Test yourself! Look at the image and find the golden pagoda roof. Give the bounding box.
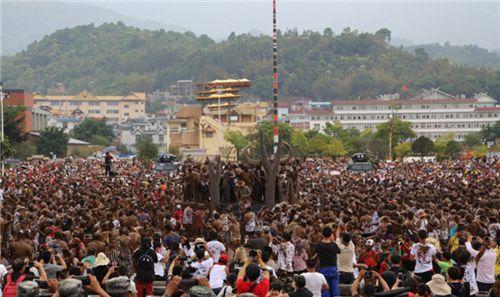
[195,88,240,95]
[196,93,241,100]
[196,78,251,88]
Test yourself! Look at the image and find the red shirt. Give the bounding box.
[236,277,270,297]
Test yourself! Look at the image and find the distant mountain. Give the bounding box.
[391,37,414,48]
[2,23,499,100]
[405,43,500,69]
[0,1,188,55]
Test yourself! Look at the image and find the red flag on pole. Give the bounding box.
[402,85,408,92]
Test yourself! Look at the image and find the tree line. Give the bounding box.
[2,22,500,100]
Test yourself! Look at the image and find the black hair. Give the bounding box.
[417,230,428,240]
[40,251,52,263]
[391,255,401,265]
[245,263,260,282]
[342,233,351,243]
[293,275,306,289]
[283,232,292,242]
[12,258,25,272]
[322,227,332,238]
[362,284,376,296]
[270,281,283,292]
[141,237,151,250]
[447,266,463,280]
[442,251,452,261]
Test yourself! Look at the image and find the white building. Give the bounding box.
[119,117,168,151]
[331,89,499,140]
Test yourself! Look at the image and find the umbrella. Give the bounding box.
[102,146,117,153]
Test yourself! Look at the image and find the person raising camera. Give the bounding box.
[236,250,270,297]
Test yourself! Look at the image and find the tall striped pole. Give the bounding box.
[272,0,279,153]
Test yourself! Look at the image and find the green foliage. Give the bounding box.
[405,43,500,69]
[290,129,309,159]
[90,135,110,146]
[1,138,14,159]
[168,145,179,156]
[247,121,293,153]
[411,136,435,156]
[434,133,456,156]
[394,142,412,159]
[445,140,463,159]
[480,120,500,142]
[4,106,27,144]
[375,118,416,148]
[36,126,69,157]
[11,141,37,160]
[3,23,500,100]
[71,146,97,158]
[136,135,158,160]
[470,144,488,158]
[223,130,249,159]
[463,132,483,148]
[324,138,346,157]
[72,118,114,144]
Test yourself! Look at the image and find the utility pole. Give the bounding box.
[272,0,279,153]
[0,82,5,177]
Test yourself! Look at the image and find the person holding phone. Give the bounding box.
[236,250,270,297]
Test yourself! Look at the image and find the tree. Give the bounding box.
[36,127,69,157]
[207,155,222,210]
[434,133,456,156]
[224,130,248,160]
[470,144,488,158]
[90,135,110,146]
[4,106,27,144]
[412,136,435,156]
[374,119,416,158]
[480,121,500,143]
[394,142,412,159]
[308,135,329,157]
[324,138,346,157]
[219,145,234,161]
[375,28,391,42]
[12,142,37,160]
[445,140,463,159]
[290,130,309,160]
[73,118,115,144]
[136,135,158,160]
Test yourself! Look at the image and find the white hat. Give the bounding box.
[94,252,110,267]
[194,238,206,244]
[366,239,375,247]
[426,274,452,296]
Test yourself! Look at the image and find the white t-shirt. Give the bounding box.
[465,242,497,284]
[302,272,327,297]
[191,258,214,278]
[154,252,165,277]
[410,243,436,273]
[209,264,227,289]
[207,240,226,262]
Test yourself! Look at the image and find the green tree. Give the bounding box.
[12,142,37,160]
[463,132,483,148]
[445,140,463,159]
[224,130,249,160]
[470,144,488,158]
[290,129,309,160]
[36,126,69,157]
[136,135,158,160]
[4,105,27,144]
[73,118,115,144]
[374,119,416,158]
[480,121,500,142]
[394,142,412,159]
[411,136,435,156]
[324,138,346,157]
[434,133,456,156]
[90,135,111,146]
[375,28,391,42]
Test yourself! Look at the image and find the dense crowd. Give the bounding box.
[0,156,499,297]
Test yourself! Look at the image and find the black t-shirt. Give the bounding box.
[315,241,340,268]
[133,248,158,282]
[290,288,313,297]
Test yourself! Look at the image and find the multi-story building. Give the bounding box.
[5,89,51,132]
[331,89,499,140]
[33,90,146,123]
[119,117,168,151]
[169,80,194,98]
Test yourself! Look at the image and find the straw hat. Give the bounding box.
[94,252,110,267]
[426,274,452,296]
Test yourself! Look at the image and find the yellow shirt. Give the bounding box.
[449,235,460,252]
[496,247,500,276]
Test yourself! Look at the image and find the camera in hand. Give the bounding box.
[249,249,258,259]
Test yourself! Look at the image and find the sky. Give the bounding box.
[81,0,500,49]
[2,0,500,50]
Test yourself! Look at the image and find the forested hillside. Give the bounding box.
[405,43,500,69]
[2,23,500,100]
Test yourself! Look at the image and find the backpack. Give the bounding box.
[3,274,26,297]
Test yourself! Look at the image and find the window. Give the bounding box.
[180,123,187,128]
[51,101,60,106]
[158,134,164,143]
[88,102,100,106]
[107,110,119,114]
[205,131,214,138]
[88,110,101,114]
[124,105,129,108]
[124,113,130,116]
[107,101,119,106]
[70,101,82,106]
[170,127,179,133]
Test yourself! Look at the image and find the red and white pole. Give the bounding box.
[272,0,279,153]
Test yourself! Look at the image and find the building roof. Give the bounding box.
[474,107,500,112]
[176,105,202,119]
[34,90,146,101]
[305,109,334,116]
[68,138,90,145]
[332,98,478,106]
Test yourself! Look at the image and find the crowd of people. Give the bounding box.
[0,156,499,297]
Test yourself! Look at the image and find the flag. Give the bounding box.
[402,85,408,92]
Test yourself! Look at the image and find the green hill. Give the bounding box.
[2,23,499,100]
[406,43,500,69]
